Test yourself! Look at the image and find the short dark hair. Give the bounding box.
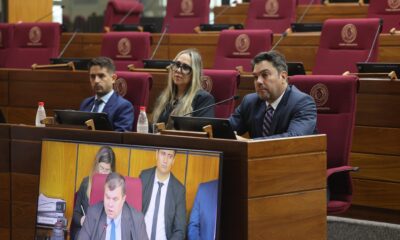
[105,172,126,196]
[88,57,116,73]
[251,51,288,73]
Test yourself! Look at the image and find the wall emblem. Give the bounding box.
[117,38,131,58]
[264,0,279,17]
[114,78,128,97]
[180,0,194,16]
[201,75,213,93]
[234,34,250,55]
[341,24,357,44]
[29,26,42,45]
[310,83,329,107]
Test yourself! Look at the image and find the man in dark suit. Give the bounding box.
[187,180,219,240]
[229,51,317,139]
[80,57,134,132]
[140,149,186,240]
[78,172,148,240]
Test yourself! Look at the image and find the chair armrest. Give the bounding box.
[327,165,359,178]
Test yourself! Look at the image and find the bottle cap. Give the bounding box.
[38,102,45,106]
[140,106,146,111]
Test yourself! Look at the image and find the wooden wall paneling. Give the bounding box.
[0,125,10,240]
[352,126,400,155]
[128,148,157,177]
[0,72,8,106]
[8,0,53,23]
[60,33,85,59]
[351,153,400,182]
[248,190,326,240]
[352,179,400,210]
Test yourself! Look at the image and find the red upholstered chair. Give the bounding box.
[162,0,210,33]
[6,22,60,68]
[213,29,273,72]
[289,75,359,214]
[90,173,142,211]
[245,0,297,33]
[313,18,381,75]
[0,23,14,67]
[115,71,152,131]
[202,69,240,118]
[367,0,400,33]
[103,0,144,30]
[101,32,151,71]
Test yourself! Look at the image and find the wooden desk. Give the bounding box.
[0,124,327,240]
[213,3,368,25]
[60,32,400,72]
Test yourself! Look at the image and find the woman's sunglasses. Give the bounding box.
[171,61,192,75]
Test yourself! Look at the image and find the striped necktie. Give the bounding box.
[262,105,274,137]
[92,99,103,113]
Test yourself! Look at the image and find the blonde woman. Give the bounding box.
[152,49,215,129]
[70,146,116,240]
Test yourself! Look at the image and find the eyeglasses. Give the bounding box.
[171,61,192,75]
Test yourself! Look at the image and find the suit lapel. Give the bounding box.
[102,92,117,114]
[164,175,175,238]
[254,99,266,137]
[121,204,131,240]
[143,168,156,214]
[97,209,107,240]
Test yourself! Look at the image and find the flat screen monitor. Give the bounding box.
[54,110,113,131]
[50,58,91,70]
[287,62,306,76]
[0,109,6,123]
[171,116,237,139]
[38,140,224,240]
[142,59,173,69]
[291,23,323,32]
[357,62,400,78]
[199,24,244,31]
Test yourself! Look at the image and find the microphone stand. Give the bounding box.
[183,96,239,116]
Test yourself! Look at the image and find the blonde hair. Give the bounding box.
[86,146,116,198]
[152,49,203,125]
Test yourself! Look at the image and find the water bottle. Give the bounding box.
[35,102,46,127]
[50,220,64,240]
[137,106,149,133]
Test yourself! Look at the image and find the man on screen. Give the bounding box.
[80,57,134,132]
[78,172,148,240]
[229,51,317,140]
[140,149,186,240]
[187,180,219,240]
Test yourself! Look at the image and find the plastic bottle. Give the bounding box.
[50,220,64,240]
[136,106,149,133]
[35,102,46,127]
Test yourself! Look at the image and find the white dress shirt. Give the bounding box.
[91,90,114,113]
[265,87,286,110]
[144,173,170,240]
[106,210,122,240]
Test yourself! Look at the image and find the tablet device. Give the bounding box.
[54,110,113,131]
[357,62,400,77]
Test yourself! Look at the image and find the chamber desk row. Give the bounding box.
[60,32,400,72]
[0,124,326,240]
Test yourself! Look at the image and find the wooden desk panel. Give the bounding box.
[214,3,368,24]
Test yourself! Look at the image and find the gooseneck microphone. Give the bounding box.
[58,30,78,58]
[270,29,289,51]
[150,24,169,60]
[35,5,64,22]
[212,1,238,24]
[183,95,239,116]
[364,19,383,63]
[297,0,316,24]
[118,3,141,25]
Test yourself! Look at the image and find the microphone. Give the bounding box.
[35,5,64,22]
[297,0,316,24]
[270,28,289,51]
[183,95,239,116]
[150,24,169,60]
[118,3,141,25]
[364,19,382,63]
[212,1,237,24]
[58,30,78,58]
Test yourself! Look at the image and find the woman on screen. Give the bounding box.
[152,48,215,129]
[70,146,116,240]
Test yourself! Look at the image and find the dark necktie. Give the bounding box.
[92,99,103,113]
[110,219,115,240]
[151,182,164,240]
[262,105,274,137]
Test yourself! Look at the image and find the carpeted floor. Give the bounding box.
[328,216,400,240]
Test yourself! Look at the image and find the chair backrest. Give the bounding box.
[367,0,400,33]
[103,0,144,29]
[245,0,297,33]
[0,23,14,67]
[115,71,152,131]
[289,75,358,169]
[313,18,381,75]
[202,69,240,118]
[101,32,151,71]
[6,23,60,68]
[213,29,273,72]
[90,173,142,211]
[162,0,210,33]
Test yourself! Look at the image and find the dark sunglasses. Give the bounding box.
[171,61,192,75]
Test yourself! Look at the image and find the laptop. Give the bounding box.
[171,116,236,139]
[50,58,91,70]
[54,110,113,131]
[291,23,323,33]
[357,62,400,78]
[142,59,173,69]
